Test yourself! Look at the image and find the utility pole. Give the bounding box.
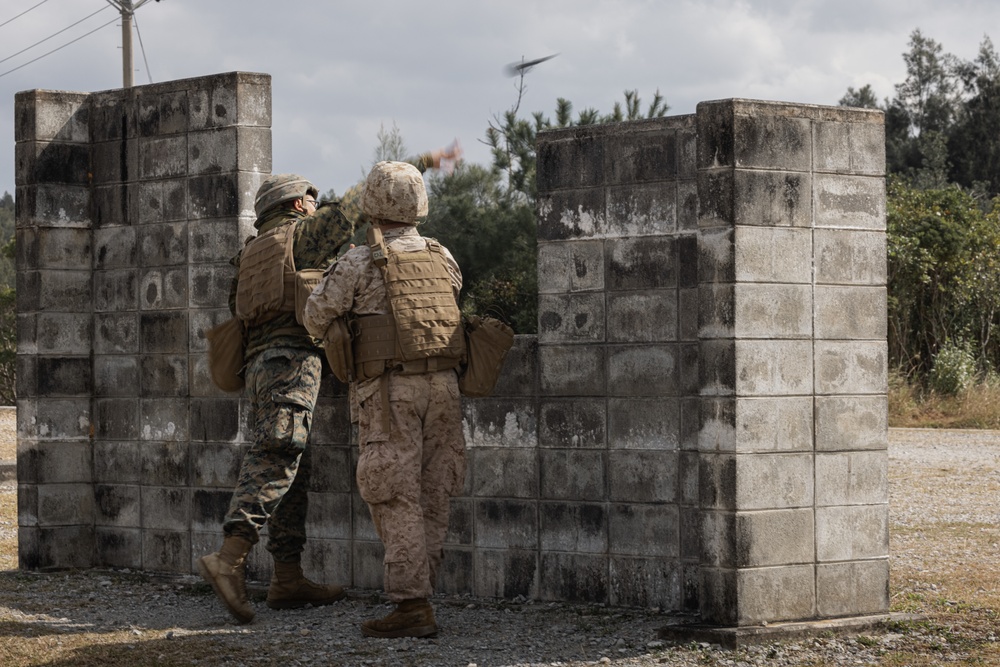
[106,0,154,88]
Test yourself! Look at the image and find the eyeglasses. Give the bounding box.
[303,198,318,207]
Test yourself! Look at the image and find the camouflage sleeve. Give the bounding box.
[292,203,356,270]
[302,249,367,339]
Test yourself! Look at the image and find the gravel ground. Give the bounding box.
[0,426,998,666]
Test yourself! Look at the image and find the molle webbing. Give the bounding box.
[382,240,465,362]
[352,314,461,381]
[235,222,298,325]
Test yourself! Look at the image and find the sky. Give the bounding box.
[0,0,999,198]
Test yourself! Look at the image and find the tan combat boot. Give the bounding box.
[266,560,347,610]
[197,536,255,624]
[361,598,438,638]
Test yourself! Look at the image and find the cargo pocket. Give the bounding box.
[356,440,400,505]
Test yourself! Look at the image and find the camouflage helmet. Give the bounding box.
[254,173,318,218]
[360,161,428,224]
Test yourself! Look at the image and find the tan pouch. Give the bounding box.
[206,317,245,392]
[322,318,355,384]
[458,316,514,397]
[294,268,325,326]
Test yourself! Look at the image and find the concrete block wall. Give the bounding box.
[16,74,887,628]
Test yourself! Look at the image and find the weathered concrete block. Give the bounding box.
[815,341,887,395]
[606,183,677,236]
[95,484,141,527]
[606,127,679,185]
[536,240,605,294]
[610,557,682,609]
[32,441,91,483]
[96,527,142,569]
[310,399,353,445]
[139,222,189,269]
[132,178,188,224]
[471,448,537,498]
[702,563,816,625]
[536,129,605,191]
[438,547,474,595]
[140,312,188,353]
[140,355,188,396]
[139,398,190,442]
[815,286,887,340]
[702,284,812,339]
[17,483,38,524]
[538,399,606,449]
[701,508,813,567]
[139,135,187,179]
[16,141,89,186]
[699,397,813,452]
[538,293,606,343]
[188,127,238,174]
[607,291,676,343]
[351,540,384,590]
[700,453,814,510]
[189,218,243,264]
[36,270,91,311]
[475,548,538,599]
[237,126,272,172]
[679,287,698,340]
[814,174,885,230]
[94,226,137,270]
[816,559,889,616]
[89,140,134,187]
[187,173,241,219]
[733,112,813,171]
[735,226,812,283]
[540,449,604,501]
[607,236,677,291]
[14,90,89,143]
[137,88,189,137]
[678,451,700,505]
[304,492,352,540]
[94,396,139,440]
[491,336,537,397]
[189,262,234,308]
[17,183,90,226]
[16,355,37,398]
[474,499,538,549]
[38,483,94,524]
[698,171,734,229]
[94,269,138,312]
[608,450,678,503]
[94,441,141,483]
[537,188,607,241]
[816,451,888,506]
[33,526,95,569]
[539,502,607,553]
[141,486,191,530]
[678,180,698,230]
[36,314,92,354]
[37,357,91,396]
[189,399,240,444]
[735,340,813,395]
[609,503,678,557]
[540,552,608,603]
[24,397,90,441]
[608,344,678,397]
[464,398,537,448]
[813,119,886,175]
[190,442,243,488]
[140,268,189,310]
[445,498,474,545]
[539,345,605,396]
[816,504,888,561]
[351,489,378,542]
[142,529,190,573]
[608,397,680,450]
[815,395,888,451]
[94,314,139,354]
[733,170,812,227]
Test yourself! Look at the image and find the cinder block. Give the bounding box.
[730,284,812,338]
[817,559,889,616]
[491,336,537,397]
[300,539,352,589]
[36,314,92,355]
[678,451,699,505]
[735,453,813,510]
[815,341,887,395]
[34,441,91,484]
[538,292,606,343]
[471,448,537,498]
[304,492,352,540]
[679,288,698,341]
[814,174,885,230]
[36,228,91,270]
[540,502,607,553]
[139,268,188,310]
[140,355,188,397]
[608,450,678,503]
[141,486,191,530]
[678,180,698,230]
[609,503,679,557]
[94,314,139,355]
[139,398,190,442]
[607,236,677,291]
[536,240,604,295]
[816,504,889,561]
[606,127,679,185]
[36,270,91,311]
[734,340,813,396]
[465,398,537,448]
[537,188,607,241]
[438,547,474,595]
[540,449,604,501]
[142,529,190,573]
[539,345,606,396]
[189,263,233,308]
[733,170,812,227]
[540,552,608,603]
[816,451,888,506]
[189,398,240,444]
[90,141,126,186]
[190,488,230,531]
[815,395,888,451]
[37,483,94,524]
[139,222,188,267]
[14,90,89,143]
[607,291,677,343]
[16,355,37,398]
[608,397,680,450]
[538,399,606,449]
[96,527,142,568]
[697,171,735,229]
[36,357,91,396]
[189,218,243,264]
[445,497,474,545]
[475,548,538,599]
[28,397,91,441]
[17,183,89,226]
[141,440,190,485]
[94,441,141,483]
[351,489,377,542]
[139,135,187,179]
[606,182,677,236]
[701,508,813,567]
[94,269,138,312]
[735,564,816,625]
[236,126,272,172]
[36,526,95,569]
[734,226,812,283]
[88,90,129,142]
[310,398,353,445]
[610,557,682,609]
[140,312,188,353]
[95,484,141,527]
[474,499,537,549]
[94,226,138,270]
[187,173,241,219]
[536,131,605,192]
[733,112,813,171]
[815,286,887,339]
[699,397,813,453]
[607,344,678,397]
[233,73,272,127]
[188,127,238,174]
[190,442,243,488]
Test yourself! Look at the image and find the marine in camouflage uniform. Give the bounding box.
[304,161,467,639]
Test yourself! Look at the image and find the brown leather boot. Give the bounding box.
[361,598,438,638]
[197,536,255,624]
[266,560,347,610]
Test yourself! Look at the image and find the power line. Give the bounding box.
[0,0,51,30]
[0,15,119,80]
[0,5,112,67]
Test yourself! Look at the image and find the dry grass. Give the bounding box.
[889,373,1000,429]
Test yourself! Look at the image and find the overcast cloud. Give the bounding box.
[1,0,999,197]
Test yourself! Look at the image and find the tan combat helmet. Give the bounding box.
[254,173,318,218]
[360,161,428,224]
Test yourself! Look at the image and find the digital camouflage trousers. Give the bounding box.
[223,347,322,562]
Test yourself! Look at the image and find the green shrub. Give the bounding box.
[929,340,977,395]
